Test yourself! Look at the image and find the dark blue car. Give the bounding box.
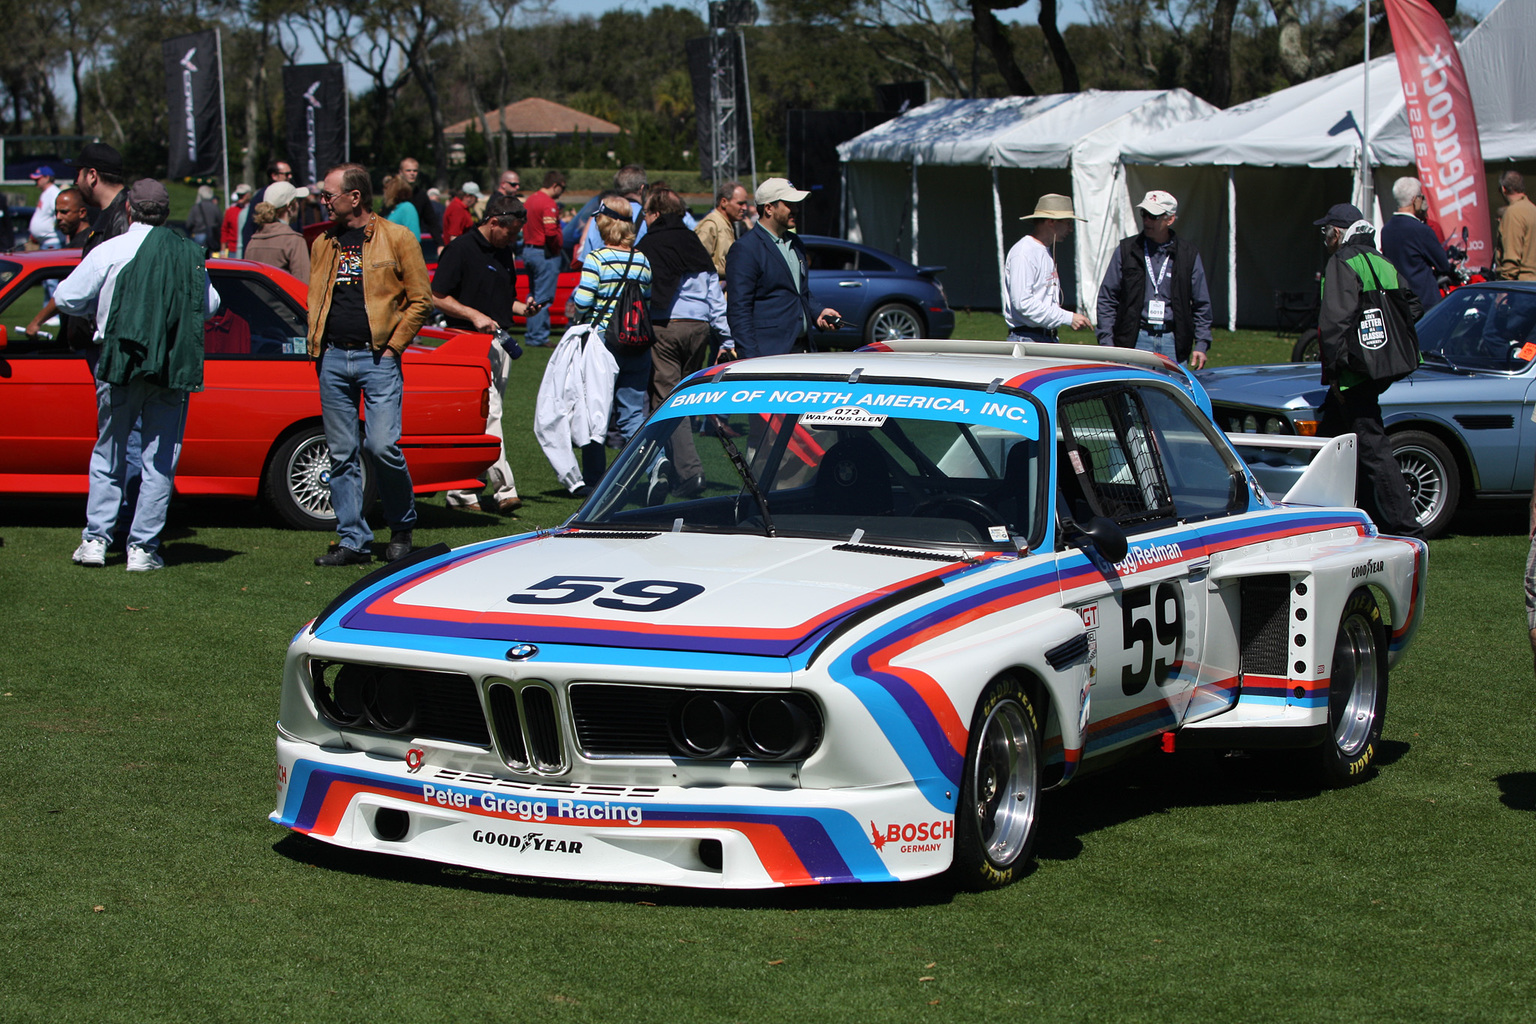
[1200,281,1536,538]
[800,235,955,348]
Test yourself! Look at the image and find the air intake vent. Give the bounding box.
[487,683,528,769]
[570,684,674,756]
[1240,576,1291,677]
[522,687,565,772]
[310,662,489,745]
[1454,414,1512,430]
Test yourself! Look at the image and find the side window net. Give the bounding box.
[1058,388,1173,528]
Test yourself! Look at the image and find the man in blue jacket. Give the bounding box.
[1381,176,1453,314]
[725,177,839,359]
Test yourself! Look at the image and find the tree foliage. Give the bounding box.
[0,0,1477,189]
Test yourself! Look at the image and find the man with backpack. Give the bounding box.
[1315,202,1424,538]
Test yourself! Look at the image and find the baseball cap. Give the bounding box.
[1313,203,1365,228]
[755,177,810,205]
[1021,193,1085,221]
[233,183,253,199]
[126,178,170,207]
[66,142,124,176]
[1137,190,1178,217]
[30,166,56,180]
[462,181,483,197]
[263,181,310,208]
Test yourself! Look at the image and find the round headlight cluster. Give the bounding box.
[313,662,421,735]
[668,692,821,762]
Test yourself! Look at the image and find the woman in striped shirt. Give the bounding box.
[572,195,654,448]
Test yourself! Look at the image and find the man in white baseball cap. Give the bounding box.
[725,177,840,358]
[1094,189,1213,368]
[1002,193,1090,343]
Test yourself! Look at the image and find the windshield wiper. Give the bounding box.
[718,432,776,537]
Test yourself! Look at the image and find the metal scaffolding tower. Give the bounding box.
[708,1,757,194]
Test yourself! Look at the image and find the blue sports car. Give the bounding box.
[801,235,955,348]
[1200,281,1536,538]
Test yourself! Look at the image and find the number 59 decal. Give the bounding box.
[1121,581,1184,695]
[507,575,705,613]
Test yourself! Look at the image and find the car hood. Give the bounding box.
[1198,362,1482,412]
[321,531,983,658]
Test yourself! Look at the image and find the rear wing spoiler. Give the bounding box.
[1226,432,1357,508]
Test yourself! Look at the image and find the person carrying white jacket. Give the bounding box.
[534,323,619,496]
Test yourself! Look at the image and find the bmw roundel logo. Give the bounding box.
[505,642,539,661]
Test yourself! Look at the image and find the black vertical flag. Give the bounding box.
[283,64,347,187]
[162,30,224,179]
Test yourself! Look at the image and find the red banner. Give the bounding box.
[1384,0,1492,270]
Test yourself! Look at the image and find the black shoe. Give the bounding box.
[315,546,372,567]
[384,530,414,562]
[570,484,595,499]
[673,474,706,500]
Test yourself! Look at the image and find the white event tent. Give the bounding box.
[835,89,1218,314]
[1120,0,1536,328]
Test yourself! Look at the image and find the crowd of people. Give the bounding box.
[26,137,1536,575]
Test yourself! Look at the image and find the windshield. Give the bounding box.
[574,380,1045,552]
[1417,286,1536,372]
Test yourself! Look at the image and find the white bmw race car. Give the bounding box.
[272,341,1427,889]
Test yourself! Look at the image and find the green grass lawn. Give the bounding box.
[3,320,1533,1021]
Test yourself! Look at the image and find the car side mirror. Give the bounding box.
[1080,515,1128,564]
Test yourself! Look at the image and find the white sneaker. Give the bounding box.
[71,538,106,567]
[126,545,164,572]
[445,490,483,509]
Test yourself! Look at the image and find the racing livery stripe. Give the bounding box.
[1082,692,1179,753]
[832,565,1063,808]
[1240,672,1328,708]
[276,761,895,885]
[1004,363,1117,391]
[340,556,979,657]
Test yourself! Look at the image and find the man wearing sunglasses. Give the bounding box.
[306,163,433,567]
[1095,189,1212,369]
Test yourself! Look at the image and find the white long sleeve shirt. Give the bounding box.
[1002,234,1073,331]
[54,223,220,341]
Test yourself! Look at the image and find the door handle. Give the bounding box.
[1187,559,1210,582]
[837,281,863,288]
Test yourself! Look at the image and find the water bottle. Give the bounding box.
[492,327,522,360]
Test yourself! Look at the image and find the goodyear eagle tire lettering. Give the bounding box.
[951,675,1041,891]
[1311,587,1389,786]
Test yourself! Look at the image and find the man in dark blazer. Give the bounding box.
[725,177,839,359]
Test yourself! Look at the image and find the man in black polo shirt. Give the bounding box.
[432,193,531,514]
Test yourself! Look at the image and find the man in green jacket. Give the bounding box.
[54,178,220,571]
[1315,202,1423,538]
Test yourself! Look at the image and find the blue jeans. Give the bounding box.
[317,346,417,552]
[611,347,653,445]
[1134,330,1178,361]
[83,377,188,553]
[523,249,561,346]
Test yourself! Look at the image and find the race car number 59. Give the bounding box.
[507,575,704,613]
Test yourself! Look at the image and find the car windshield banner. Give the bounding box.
[283,64,348,188]
[1384,0,1493,270]
[161,30,225,180]
[658,382,1040,438]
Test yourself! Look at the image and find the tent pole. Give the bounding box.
[991,165,1005,310]
[910,158,919,264]
[1227,166,1237,332]
[1360,0,1374,218]
[842,161,849,239]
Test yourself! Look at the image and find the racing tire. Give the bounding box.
[1310,587,1388,787]
[1389,430,1459,539]
[1290,328,1320,363]
[864,303,924,346]
[265,425,374,531]
[950,676,1041,890]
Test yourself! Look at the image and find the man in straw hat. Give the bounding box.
[1003,193,1090,342]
